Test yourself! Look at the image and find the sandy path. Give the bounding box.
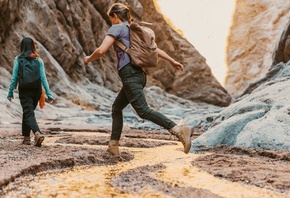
[3,134,289,198]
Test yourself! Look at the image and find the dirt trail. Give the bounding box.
[0,123,290,198]
[2,129,289,198]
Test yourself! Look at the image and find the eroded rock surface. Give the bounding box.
[273,18,290,66]
[225,0,290,97]
[191,61,290,152]
[0,0,231,109]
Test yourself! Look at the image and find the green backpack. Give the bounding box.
[18,57,41,88]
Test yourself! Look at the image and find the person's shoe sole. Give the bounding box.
[35,136,44,147]
[181,126,192,154]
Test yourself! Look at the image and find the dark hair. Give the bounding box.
[19,37,39,58]
[107,3,133,24]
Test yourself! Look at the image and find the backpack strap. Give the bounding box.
[114,22,131,52]
[115,40,129,52]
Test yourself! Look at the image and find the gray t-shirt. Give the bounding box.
[107,22,130,70]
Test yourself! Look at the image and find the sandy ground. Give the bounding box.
[1,121,290,198]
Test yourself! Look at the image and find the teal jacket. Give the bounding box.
[7,57,53,100]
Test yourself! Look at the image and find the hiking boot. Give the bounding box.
[107,140,120,156]
[22,136,31,145]
[34,131,45,147]
[107,140,123,161]
[169,125,192,154]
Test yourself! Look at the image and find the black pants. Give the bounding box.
[111,63,176,140]
[19,87,42,136]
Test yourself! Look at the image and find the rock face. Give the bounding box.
[139,0,232,106]
[225,0,290,97]
[273,18,290,66]
[188,1,290,152]
[0,0,231,108]
[191,61,290,152]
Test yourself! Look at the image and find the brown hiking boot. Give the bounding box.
[22,136,31,145]
[169,125,192,154]
[107,140,120,156]
[107,140,123,161]
[34,131,45,147]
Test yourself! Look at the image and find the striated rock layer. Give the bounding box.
[273,18,290,67]
[225,0,290,97]
[191,61,290,152]
[0,0,231,108]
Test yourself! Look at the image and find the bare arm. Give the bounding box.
[157,48,184,71]
[84,35,115,64]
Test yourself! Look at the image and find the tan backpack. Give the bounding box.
[115,22,158,68]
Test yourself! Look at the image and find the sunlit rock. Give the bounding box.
[225,0,290,97]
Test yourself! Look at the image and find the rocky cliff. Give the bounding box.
[190,1,290,152]
[225,0,290,97]
[0,0,231,109]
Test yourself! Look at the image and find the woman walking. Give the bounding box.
[7,37,54,147]
[84,3,192,156]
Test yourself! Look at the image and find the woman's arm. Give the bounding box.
[7,58,19,101]
[157,48,184,71]
[84,35,115,65]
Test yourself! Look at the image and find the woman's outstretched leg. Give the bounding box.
[108,88,129,157]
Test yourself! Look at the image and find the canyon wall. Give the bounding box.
[0,0,231,109]
[225,0,290,97]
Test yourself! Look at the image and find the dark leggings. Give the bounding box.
[19,88,42,136]
[111,63,176,140]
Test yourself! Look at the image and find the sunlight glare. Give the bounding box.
[157,0,235,85]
